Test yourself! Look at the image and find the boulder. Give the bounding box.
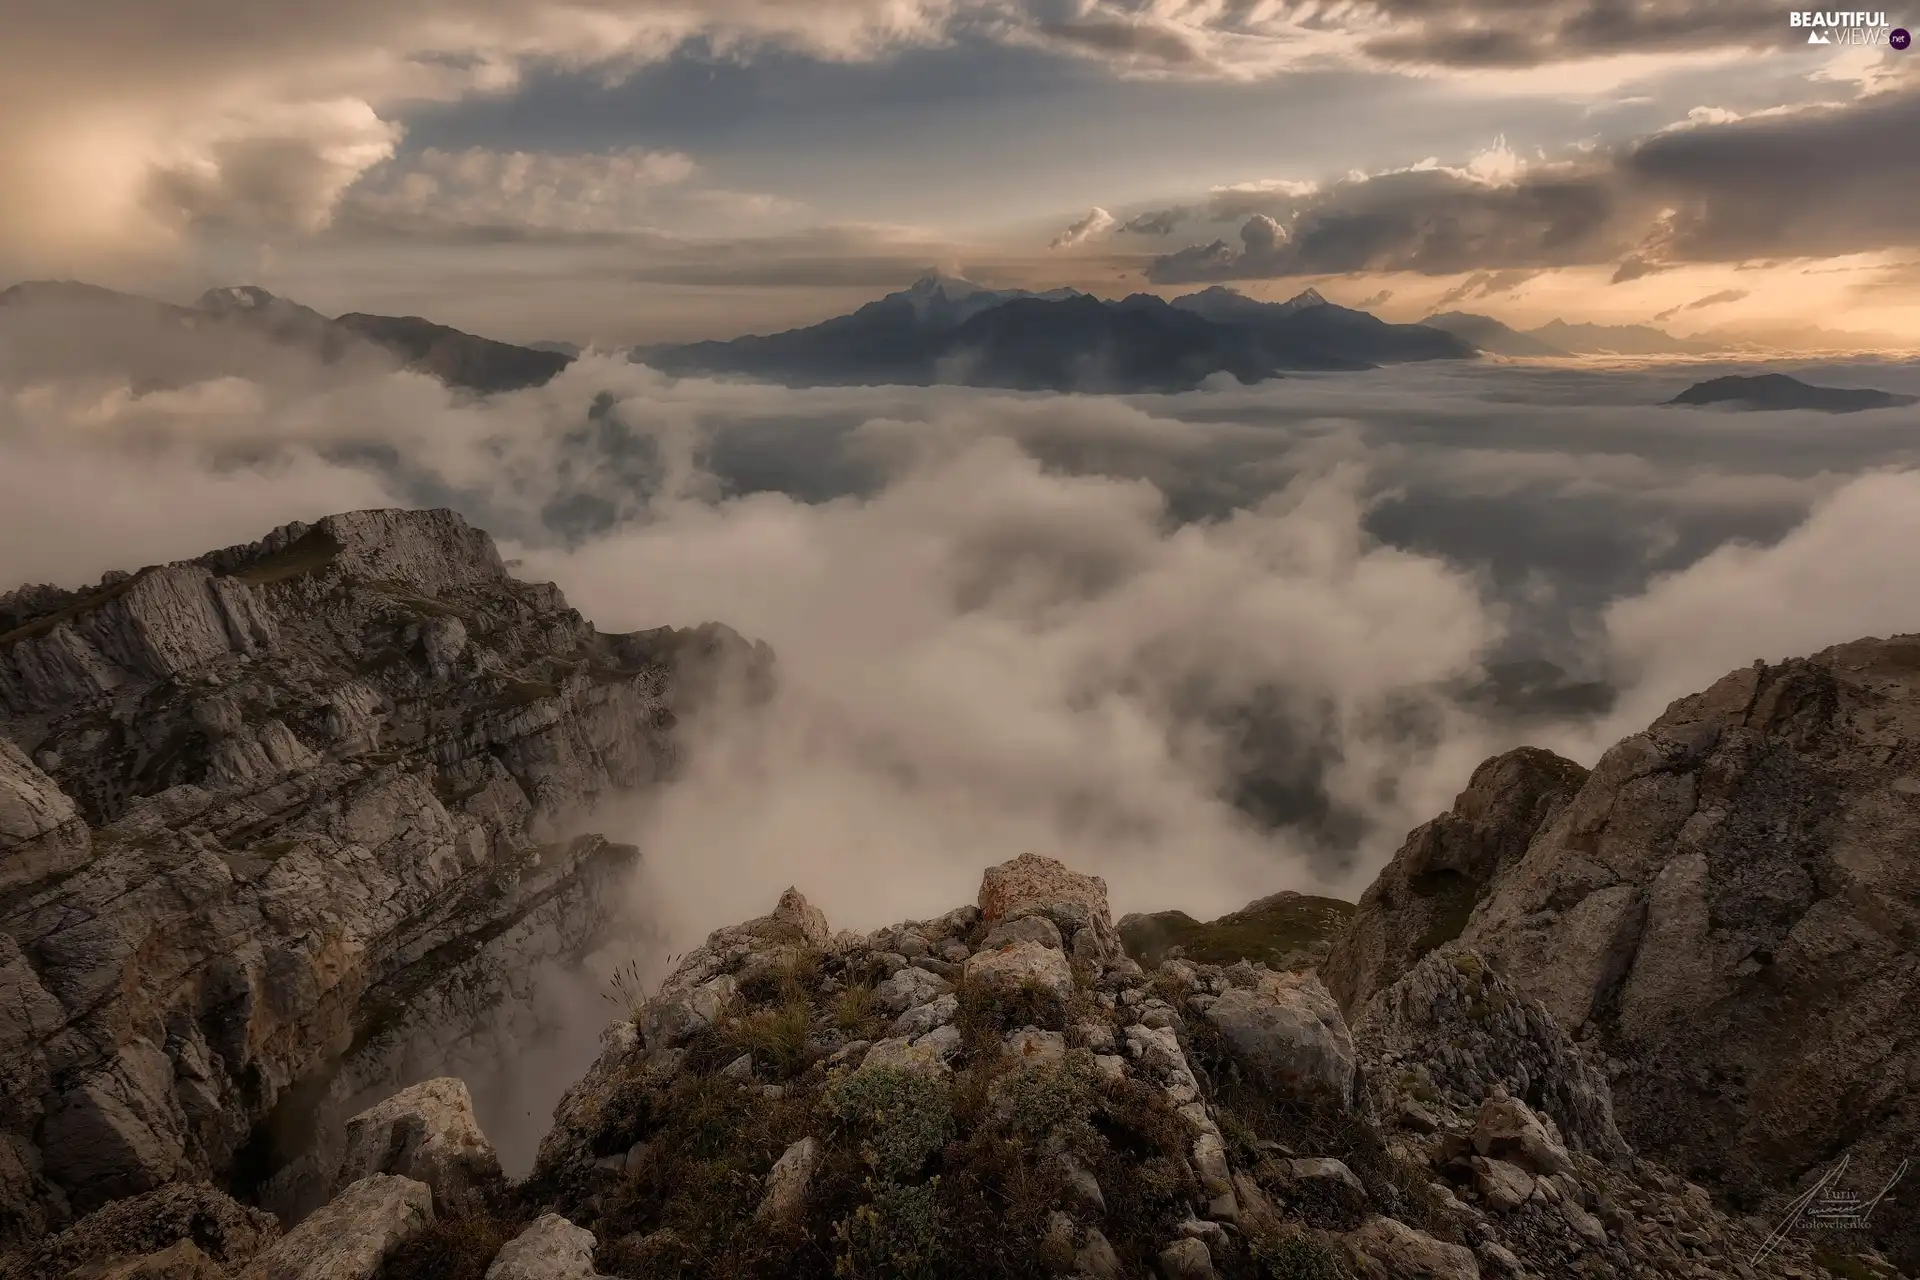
[1201,971,1357,1110]
[334,1077,502,1216]
[978,853,1122,963]
[964,941,1075,1006]
[92,1241,227,1280]
[981,915,1063,952]
[889,993,958,1039]
[874,966,952,1014]
[1468,1156,1535,1211]
[1156,1236,1216,1279]
[235,1174,432,1280]
[1343,1215,1480,1280]
[755,1137,819,1226]
[485,1214,598,1280]
[1471,1088,1572,1177]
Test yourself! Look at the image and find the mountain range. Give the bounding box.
[0,281,574,394]
[638,273,1480,392]
[1418,310,1720,357]
[1667,372,1919,412]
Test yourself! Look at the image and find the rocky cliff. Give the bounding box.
[1334,640,1920,1273]
[0,509,771,1243]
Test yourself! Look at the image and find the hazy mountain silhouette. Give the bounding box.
[1667,372,1917,412]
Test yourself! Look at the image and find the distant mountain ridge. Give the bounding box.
[639,273,1478,392]
[1667,372,1918,412]
[1418,311,1571,357]
[0,280,573,393]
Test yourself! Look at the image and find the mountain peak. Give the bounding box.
[906,270,986,298]
[197,284,280,312]
[1282,286,1328,310]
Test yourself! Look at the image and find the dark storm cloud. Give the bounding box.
[1653,288,1748,320]
[1432,269,1540,307]
[1122,208,1191,236]
[1147,86,1920,282]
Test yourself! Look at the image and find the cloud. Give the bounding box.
[9,327,1920,1162]
[1356,289,1394,308]
[1121,208,1191,237]
[1431,269,1540,308]
[1144,87,1920,282]
[1050,206,1118,250]
[1653,287,1749,321]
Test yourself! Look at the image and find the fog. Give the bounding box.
[4,336,1919,1170]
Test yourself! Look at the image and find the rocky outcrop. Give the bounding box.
[517,854,1828,1279]
[333,1077,502,1216]
[0,1182,278,1280]
[233,1173,431,1279]
[1322,747,1587,1017]
[1457,640,1920,1270]
[0,508,771,1244]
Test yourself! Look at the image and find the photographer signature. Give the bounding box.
[1753,1155,1909,1263]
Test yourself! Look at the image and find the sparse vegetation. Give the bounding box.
[230,528,342,586]
[1119,893,1355,969]
[373,1214,512,1280]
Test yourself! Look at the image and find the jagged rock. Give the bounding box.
[964,940,1075,1005]
[234,1174,431,1280]
[874,966,951,1014]
[755,1137,819,1225]
[1353,950,1624,1158]
[982,915,1064,952]
[1471,1088,1571,1177]
[1074,1227,1122,1280]
[978,852,1122,963]
[1058,1153,1106,1215]
[0,508,773,1238]
[1005,1027,1067,1068]
[1175,1217,1230,1263]
[485,1214,598,1280]
[1201,971,1357,1110]
[1324,748,1587,1016]
[1157,1236,1216,1279]
[0,1182,278,1280]
[90,1240,227,1279]
[1343,1215,1480,1280]
[333,1077,502,1216]
[0,738,90,895]
[889,993,958,1038]
[1467,1156,1535,1210]
[1458,639,1920,1269]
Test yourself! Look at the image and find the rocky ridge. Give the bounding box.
[27,851,1870,1280]
[0,509,771,1242]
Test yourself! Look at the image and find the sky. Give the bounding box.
[4,0,1919,344]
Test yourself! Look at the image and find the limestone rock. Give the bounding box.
[978,852,1122,964]
[1074,1228,1122,1280]
[1157,1236,1216,1280]
[874,965,952,1014]
[2,1182,279,1280]
[1201,971,1357,1110]
[235,1174,432,1280]
[1324,747,1586,1016]
[0,508,772,1238]
[1457,639,1920,1269]
[964,940,1075,1005]
[981,915,1063,952]
[334,1077,502,1216]
[889,993,958,1039]
[92,1240,226,1279]
[755,1137,819,1225]
[1343,1215,1480,1280]
[1471,1088,1571,1177]
[485,1213,598,1280]
[1467,1156,1535,1211]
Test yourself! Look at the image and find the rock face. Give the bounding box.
[0,1182,279,1280]
[1457,639,1920,1269]
[1323,747,1588,1016]
[0,508,771,1242]
[484,1213,599,1280]
[522,854,1826,1280]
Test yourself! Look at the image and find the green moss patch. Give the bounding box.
[1120,892,1355,969]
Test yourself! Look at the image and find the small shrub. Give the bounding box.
[374,1214,510,1280]
[738,948,825,1006]
[954,976,1067,1051]
[828,1068,955,1182]
[728,997,817,1079]
[833,1177,943,1280]
[831,983,885,1039]
[999,1056,1098,1145]
[1251,1227,1352,1280]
